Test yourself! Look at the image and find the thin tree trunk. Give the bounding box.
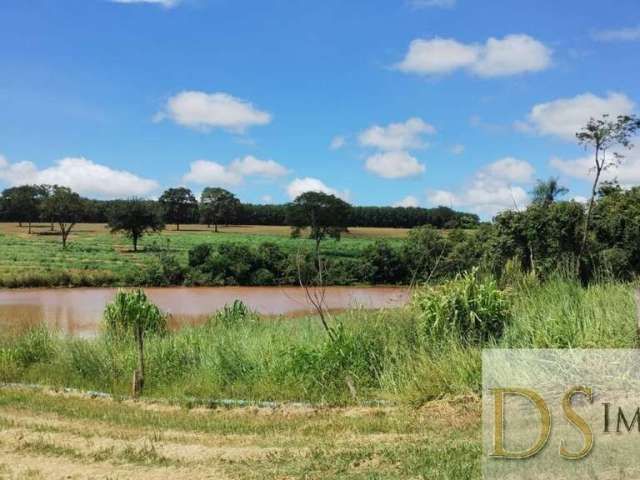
[28,221,31,234]
[176,223,180,231]
[132,323,145,397]
[133,235,138,252]
[577,146,602,276]
[214,223,218,233]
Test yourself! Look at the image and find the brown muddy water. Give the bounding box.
[0,287,410,337]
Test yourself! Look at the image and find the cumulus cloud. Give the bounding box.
[365,151,425,179]
[519,92,635,141]
[592,25,640,42]
[359,117,435,151]
[286,177,349,201]
[550,146,640,187]
[155,91,272,133]
[396,34,552,77]
[394,195,420,208]
[111,0,181,7]
[330,135,346,150]
[182,155,289,186]
[485,157,534,183]
[409,0,456,8]
[0,156,158,198]
[427,157,534,217]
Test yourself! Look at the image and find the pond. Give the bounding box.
[0,286,410,336]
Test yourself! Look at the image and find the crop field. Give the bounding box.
[0,223,408,287]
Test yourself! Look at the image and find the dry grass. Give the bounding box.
[0,387,480,479]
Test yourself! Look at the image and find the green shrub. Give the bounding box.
[361,240,406,284]
[211,300,257,327]
[412,269,510,344]
[103,289,167,338]
[188,243,212,267]
[145,254,185,286]
[8,325,55,367]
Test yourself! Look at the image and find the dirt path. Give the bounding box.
[0,388,480,479]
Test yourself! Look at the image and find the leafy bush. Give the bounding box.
[412,269,511,344]
[145,253,185,286]
[5,325,55,367]
[188,243,212,267]
[211,300,257,327]
[103,289,167,338]
[361,240,406,284]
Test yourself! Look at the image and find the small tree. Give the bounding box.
[286,191,352,255]
[107,199,165,252]
[575,114,640,272]
[287,192,351,341]
[531,177,568,207]
[103,289,167,397]
[40,186,85,248]
[200,187,241,232]
[158,187,197,231]
[0,185,48,233]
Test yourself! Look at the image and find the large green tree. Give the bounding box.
[40,186,85,248]
[158,187,197,231]
[286,191,352,254]
[0,185,49,233]
[200,187,241,232]
[107,199,165,251]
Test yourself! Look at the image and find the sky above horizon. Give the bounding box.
[1,0,639,218]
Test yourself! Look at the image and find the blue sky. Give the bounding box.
[1,0,639,217]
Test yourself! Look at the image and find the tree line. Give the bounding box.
[0,184,479,249]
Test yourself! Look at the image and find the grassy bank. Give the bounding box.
[0,223,406,288]
[0,278,635,405]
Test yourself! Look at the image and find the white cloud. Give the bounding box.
[261,195,273,203]
[183,160,242,186]
[397,38,479,75]
[330,135,346,150]
[229,155,289,178]
[409,0,456,8]
[111,0,180,7]
[550,145,640,187]
[450,144,465,155]
[365,151,425,179]
[0,156,158,198]
[394,195,420,207]
[521,92,635,141]
[396,34,552,77]
[155,91,272,133]
[593,25,640,42]
[183,155,289,186]
[427,157,534,216]
[485,157,534,183]
[286,177,349,201]
[359,117,435,151]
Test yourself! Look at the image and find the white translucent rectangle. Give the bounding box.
[483,349,640,479]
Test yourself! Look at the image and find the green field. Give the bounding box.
[0,223,406,288]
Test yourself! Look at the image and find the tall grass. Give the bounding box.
[0,277,636,404]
